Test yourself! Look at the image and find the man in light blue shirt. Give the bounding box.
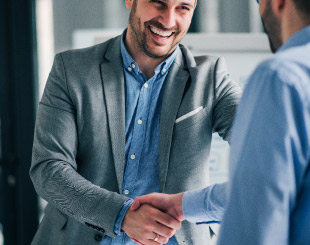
[131,0,310,243]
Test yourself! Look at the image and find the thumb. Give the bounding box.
[130,198,141,211]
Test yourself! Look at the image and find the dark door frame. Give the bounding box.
[0,0,39,244]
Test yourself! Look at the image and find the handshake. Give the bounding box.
[121,192,185,245]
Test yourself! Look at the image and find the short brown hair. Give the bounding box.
[293,0,310,15]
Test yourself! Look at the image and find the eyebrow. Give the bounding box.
[180,2,195,9]
[158,0,195,9]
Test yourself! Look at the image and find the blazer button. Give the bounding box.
[94,234,103,242]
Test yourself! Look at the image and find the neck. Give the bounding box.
[131,53,165,79]
[281,3,310,43]
[124,29,168,79]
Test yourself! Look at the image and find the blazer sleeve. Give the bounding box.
[212,57,242,142]
[30,53,129,238]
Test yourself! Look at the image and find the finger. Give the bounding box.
[131,238,144,245]
[140,237,162,245]
[154,210,181,230]
[150,233,169,245]
[131,199,141,211]
[152,222,176,240]
[131,195,154,210]
[138,230,168,245]
[135,235,161,245]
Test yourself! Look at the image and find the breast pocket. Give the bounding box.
[174,106,209,132]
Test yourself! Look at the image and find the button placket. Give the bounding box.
[122,80,151,197]
[123,74,158,200]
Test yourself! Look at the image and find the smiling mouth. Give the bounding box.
[149,26,174,38]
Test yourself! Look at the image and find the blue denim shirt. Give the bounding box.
[101,30,179,245]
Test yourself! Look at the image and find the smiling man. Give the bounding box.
[30,0,241,244]
[131,0,310,244]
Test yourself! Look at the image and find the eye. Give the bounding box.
[180,6,190,11]
[151,0,165,6]
[177,4,192,12]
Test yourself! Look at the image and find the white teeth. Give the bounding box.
[150,26,173,37]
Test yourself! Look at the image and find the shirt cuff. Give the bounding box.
[114,199,134,235]
[183,184,227,224]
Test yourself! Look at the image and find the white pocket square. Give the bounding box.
[175,106,203,123]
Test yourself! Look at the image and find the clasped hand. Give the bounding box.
[122,193,184,245]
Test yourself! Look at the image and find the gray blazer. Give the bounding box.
[30,35,241,244]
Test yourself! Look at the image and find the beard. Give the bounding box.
[128,0,181,59]
[261,1,283,53]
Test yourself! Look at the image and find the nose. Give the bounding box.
[159,8,176,29]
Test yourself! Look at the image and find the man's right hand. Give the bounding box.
[130,193,185,222]
[122,204,181,245]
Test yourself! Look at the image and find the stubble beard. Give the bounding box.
[262,0,282,53]
[128,2,180,59]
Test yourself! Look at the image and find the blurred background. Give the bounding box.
[0,0,270,244]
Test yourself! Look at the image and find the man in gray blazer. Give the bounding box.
[30,0,241,244]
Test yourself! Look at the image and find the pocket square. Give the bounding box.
[175,106,203,123]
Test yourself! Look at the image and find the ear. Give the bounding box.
[270,0,286,16]
[125,0,134,9]
[276,0,286,11]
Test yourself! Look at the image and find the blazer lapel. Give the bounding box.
[100,36,126,192]
[158,49,189,192]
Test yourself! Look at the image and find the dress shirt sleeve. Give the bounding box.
[183,183,227,224]
[114,199,134,235]
[217,61,310,245]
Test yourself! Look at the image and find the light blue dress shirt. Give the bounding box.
[218,26,310,245]
[101,31,179,244]
[184,26,310,244]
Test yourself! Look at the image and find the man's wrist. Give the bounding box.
[114,199,134,235]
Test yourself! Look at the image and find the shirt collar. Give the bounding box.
[277,25,310,53]
[120,29,179,77]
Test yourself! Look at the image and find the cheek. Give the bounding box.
[259,6,263,17]
[179,16,192,31]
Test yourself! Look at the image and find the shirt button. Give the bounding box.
[127,67,132,72]
[137,119,143,125]
[130,154,136,160]
[124,190,130,195]
[131,64,136,69]
[144,83,148,88]
[162,68,167,73]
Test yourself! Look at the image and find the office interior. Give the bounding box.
[0,0,270,244]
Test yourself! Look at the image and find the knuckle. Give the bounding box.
[168,219,178,227]
[144,221,153,230]
[167,219,175,227]
[166,229,176,238]
[162,237,169,244]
